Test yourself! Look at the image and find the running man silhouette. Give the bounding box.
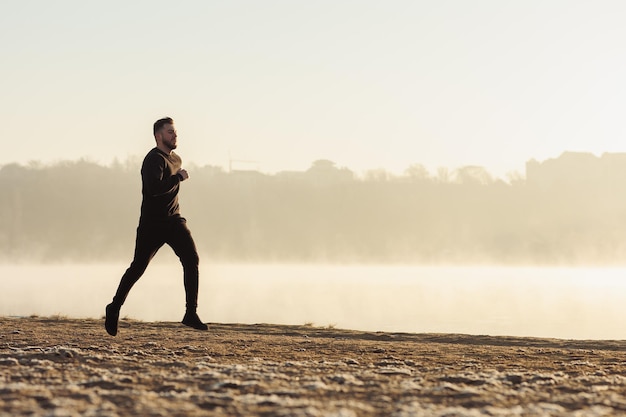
[105,117,207,336]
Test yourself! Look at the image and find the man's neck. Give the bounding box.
[156,144,172,155]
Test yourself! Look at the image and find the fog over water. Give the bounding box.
[4,154,626,340]
[2,263,625,340]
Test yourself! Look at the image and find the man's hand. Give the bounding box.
[177,169,189,181]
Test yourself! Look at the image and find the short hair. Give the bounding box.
[153,117,174,136]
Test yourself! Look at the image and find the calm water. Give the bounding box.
[1,263,625,340]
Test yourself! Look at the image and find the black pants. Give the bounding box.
[111,217,200,311]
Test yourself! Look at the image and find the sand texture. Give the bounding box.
[2,317,626,416]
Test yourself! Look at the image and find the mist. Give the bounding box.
[3,151,626,265]
[1,263,625,340]
[3,152,626,339]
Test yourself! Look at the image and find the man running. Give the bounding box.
[105,117,207,336]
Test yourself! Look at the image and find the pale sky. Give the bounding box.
[2,0,626,178]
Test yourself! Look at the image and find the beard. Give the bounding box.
[163,138,177,151]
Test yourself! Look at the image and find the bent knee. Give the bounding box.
[180,253,199,267]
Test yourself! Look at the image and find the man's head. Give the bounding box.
[153,117,177,152]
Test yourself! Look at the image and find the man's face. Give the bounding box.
[157,123,178,151]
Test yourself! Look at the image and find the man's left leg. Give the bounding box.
[168,218,208,330]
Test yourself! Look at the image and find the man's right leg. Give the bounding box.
[105,224,163,336]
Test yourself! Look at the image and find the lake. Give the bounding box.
[1,263,625,340]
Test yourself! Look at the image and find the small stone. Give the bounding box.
[506,374,523,384]
[0,358,19,366]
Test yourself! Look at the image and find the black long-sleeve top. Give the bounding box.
[139,147,183,223]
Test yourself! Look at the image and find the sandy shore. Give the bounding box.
[2,317,626,416]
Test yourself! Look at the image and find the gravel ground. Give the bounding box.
[2,317,626,416]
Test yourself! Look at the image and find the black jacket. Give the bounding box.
[139,147,183,223]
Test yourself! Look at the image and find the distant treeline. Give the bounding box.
[2,154,626,265]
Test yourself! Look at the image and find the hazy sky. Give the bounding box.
[3,1,626,178]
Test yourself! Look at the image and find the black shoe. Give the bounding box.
[105,303,120,336]
[182,311,208,331]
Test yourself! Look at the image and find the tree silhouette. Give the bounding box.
[3,152,626,265]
